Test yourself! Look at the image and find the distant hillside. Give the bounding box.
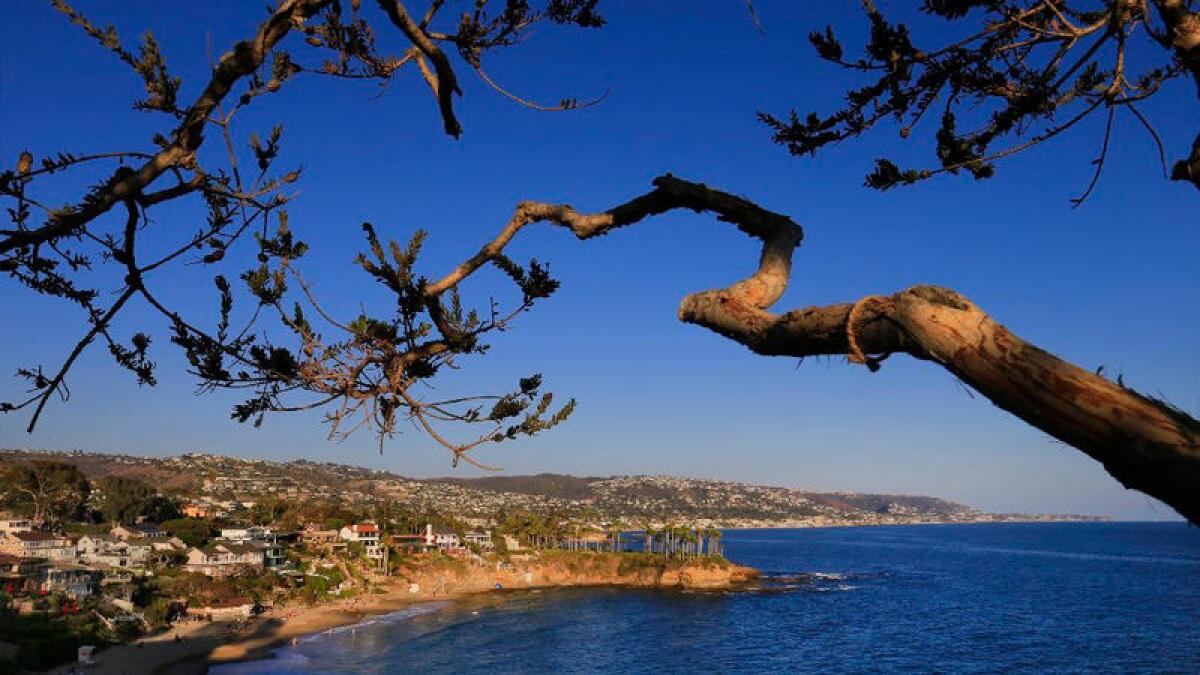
[429,473,602,500]
[0,449,1101,526]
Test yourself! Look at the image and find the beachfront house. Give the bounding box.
[423,524,461,550]
[339,522,384,560]
[219,526,285,568]
[0,531,76,560]
[463,530,494,550]
[183,542,267,577]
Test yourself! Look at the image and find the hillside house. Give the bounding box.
[339,522,383,559]
[423,524,461,550]
[110,523,168,540]
[463,530,494,550]
[76,535,130,567]
[183,542,266,577]
[41,561,103,597]
[300,525,340,546]
[0,516,33,534]
[181,503,213,518]
[0,531,75,560]
[219,526,285,568]
[0,553,44,595]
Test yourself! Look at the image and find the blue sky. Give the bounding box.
[1,2,1196,519]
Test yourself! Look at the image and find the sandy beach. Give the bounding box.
[48,581,450,675]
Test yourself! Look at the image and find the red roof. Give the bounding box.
[351,523,379,533]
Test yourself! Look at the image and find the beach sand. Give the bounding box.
[49,582,442,675]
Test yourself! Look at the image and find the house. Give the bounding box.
[41,561,103,597]
[0,553,44,595]
[110,523,168,540]
[0,531,76,560]
[181,503,212,519]
[339,522,384,559]
[76,535,130,568]
[219,526,275,542]
[218,527,285,568]
[0,516,33,534]
[463,530,494,550]
[502,534,522,552]
[300,525,340,545]
[423,524,460,550]
[389,534,429,552]
[183,542,266,577]
[125,537,184,565]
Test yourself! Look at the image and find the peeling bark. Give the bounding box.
[464,175,1200,522]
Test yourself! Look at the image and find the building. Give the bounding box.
[0,516,33,534]
[339,522,383,560]
[0,553,44,595]
[41,561,104,598]
[0,531,75,560]
[110,523,169,540]
[183,542,266,577]
[300,525,340,545]
[423,524,460,550]
[181,503,213,519]
[463,530,494,550]
[219,526,285,568]
[76,535,131,568]
[389,534,429,553]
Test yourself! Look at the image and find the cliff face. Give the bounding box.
[398,553,759,595]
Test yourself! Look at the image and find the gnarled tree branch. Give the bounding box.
[453,175,1200,522]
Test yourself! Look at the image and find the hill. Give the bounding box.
[0,449,1100,527]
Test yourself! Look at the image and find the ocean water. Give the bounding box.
[215,522,1200,673]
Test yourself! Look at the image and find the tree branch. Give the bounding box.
[449,175,1199,521]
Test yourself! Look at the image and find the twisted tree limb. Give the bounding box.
[447,175,1200,522]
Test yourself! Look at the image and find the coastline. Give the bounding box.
[54,555,758,674]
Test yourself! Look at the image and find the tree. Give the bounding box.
[160,517,213,547]
[2,2,1197,522]
[96,475,157,524]
[762,1,1200,198]
[0,461,90,528]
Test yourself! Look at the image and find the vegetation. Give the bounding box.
[0,460,90,528]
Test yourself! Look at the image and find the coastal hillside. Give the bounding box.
[0,449,1097,527]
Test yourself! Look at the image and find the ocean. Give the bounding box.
[214,522,1200,673]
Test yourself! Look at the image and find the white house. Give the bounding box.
[423,524,460,550]
[76,534,130,568]
[219,526,285,568]
[339,522,383,560]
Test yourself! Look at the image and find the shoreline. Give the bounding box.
[55,556,758,674]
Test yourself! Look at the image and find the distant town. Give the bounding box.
[0,448,1102,670]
